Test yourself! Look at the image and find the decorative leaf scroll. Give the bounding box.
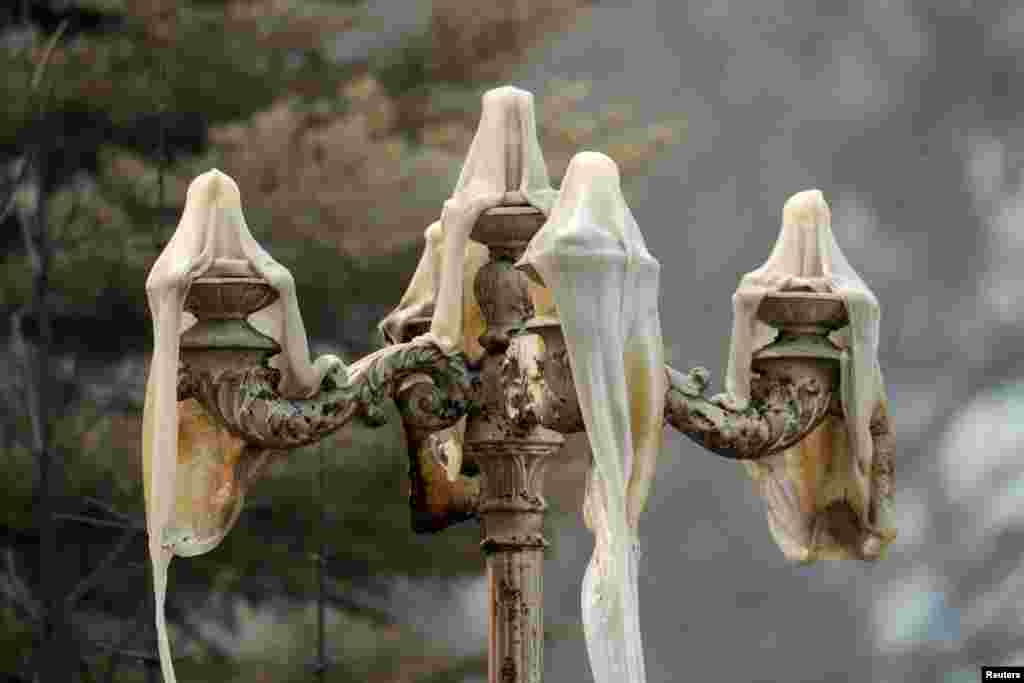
[179,340,472,450]
[507,349,840,464]
[664,364,836,461]
[395,370,483,534]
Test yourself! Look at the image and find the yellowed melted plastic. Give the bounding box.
[726,189,895,563]
[143,170,342,682]
[518,152,665,683]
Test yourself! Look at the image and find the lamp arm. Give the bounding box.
[663,363,836,460]
[177,341,472,450]
[501,333,837,461]
[394,374,482,533]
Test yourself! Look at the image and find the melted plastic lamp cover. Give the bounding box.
[378,85,558,481]
[379,85,557,356]
[142,169,343,682]
[725,189,896,562]
[518,151,666,683]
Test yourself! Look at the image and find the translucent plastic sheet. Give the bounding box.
[378,85,557,481]
[518,152,666,683]
[380,221,490,362]
[724,189,896,562]
[380,85,556,354]
[143,169,342,682]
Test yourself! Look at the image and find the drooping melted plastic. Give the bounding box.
[380,85,556,354]
[724,189,896,562]
[518,152,666,683]
[143,169,342,682]
[378,85,557,481]
[380,221,491,361]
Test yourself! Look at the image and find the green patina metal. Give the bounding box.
[182,341,473,450]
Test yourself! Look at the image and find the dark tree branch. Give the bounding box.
[0,21,67,227]
[0,548,42,624]
[65,526,139,609]
[11,19,72,683]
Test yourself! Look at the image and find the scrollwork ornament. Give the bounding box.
[181,341,472,450]
[664,363,835,461]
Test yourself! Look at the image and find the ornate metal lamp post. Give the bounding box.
[172,217,892,682]
[158,91,894,683]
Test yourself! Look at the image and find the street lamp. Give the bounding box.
[144,86,895,683]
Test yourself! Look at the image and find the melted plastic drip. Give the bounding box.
[379,86,560,484]
[725,189,895,562]
[518,152,665,683]
[143,169,343,682]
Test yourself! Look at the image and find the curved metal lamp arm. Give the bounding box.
[503,349,837,461]
[394,372,482,533]
[503,296,843,462]
[663,363,836,460]
[178,341,472,450]
[374,315,486,533]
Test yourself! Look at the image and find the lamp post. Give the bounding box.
[172,208,892,683]
[161,91,894,683]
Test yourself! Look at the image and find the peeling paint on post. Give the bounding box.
[474,442,556,683]
[469,205,562,683]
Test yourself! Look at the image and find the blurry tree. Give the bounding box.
[0,1,684,681]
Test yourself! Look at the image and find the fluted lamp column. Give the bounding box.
[393,203,563,683]
[470,205,564,683]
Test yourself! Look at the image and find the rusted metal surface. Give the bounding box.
[505,292,849,463]
[398,373,482,533]
[178,341,471,450]
[666,292,846,460]
[664,356,838,461]
[485,546,545,683]
[503,321,585,434]
[469,204,563,683]
[471,437,559,683]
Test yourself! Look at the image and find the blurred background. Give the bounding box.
[0,1,1020,681]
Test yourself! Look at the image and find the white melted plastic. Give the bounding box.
[143,169,343,682]
[379,85,558,482]
[518,152,666,683]
[724,189,895,562]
